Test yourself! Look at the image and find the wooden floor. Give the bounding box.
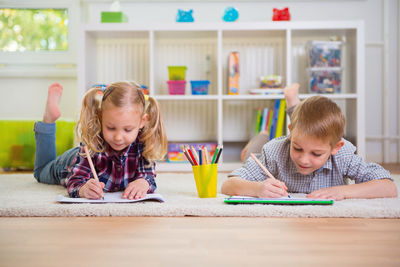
[1,164,399,266]
[0,217,399,267]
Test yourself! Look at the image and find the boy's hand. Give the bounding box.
[79,179,105,199]
[256,179,289,198]
[307,186,346,201]
[123,179,150,200]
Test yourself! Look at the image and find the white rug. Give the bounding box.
[1,173,400,218]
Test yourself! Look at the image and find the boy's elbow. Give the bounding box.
[389,181,398,197]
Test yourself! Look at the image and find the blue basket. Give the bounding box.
[190,80,210,95]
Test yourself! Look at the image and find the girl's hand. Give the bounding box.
[307,186,346,201]
[123,179,150,200]
[256,179,289,198]
[78,179,105,199]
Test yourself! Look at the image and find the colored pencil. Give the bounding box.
[204,146,210,164]
[187,146,198,165]
[250,153,276,180]
[250,153,289,196]
[190,146,199,164]
[211,145,219,164]
[84,145,99,181]
[84,145,104,199]
[214,145,223,163]
[198,149,202,165]
[183,146,194,165]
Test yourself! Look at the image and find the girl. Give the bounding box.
[34,81,168,200]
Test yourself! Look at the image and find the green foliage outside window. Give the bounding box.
[0,8,68,52]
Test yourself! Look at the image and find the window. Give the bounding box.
[0,8,68,52]
[0,1,77,67]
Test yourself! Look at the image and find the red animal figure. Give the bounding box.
[272,7,291,21]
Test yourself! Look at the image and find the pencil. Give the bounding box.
[198,149,202,165]
[250,153,289,197]
[183,146,195,165]
[204,146,210,164]
[187,146,198,165]
[211,145,219,164]
[249,153,276,180]
[84,145,104,199]
[84,145,99,181]
[190,146,199,164]
[214,145,223,163]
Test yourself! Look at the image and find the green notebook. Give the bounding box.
[224,196,334,205]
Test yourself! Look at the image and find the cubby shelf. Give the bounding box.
[78,21,364,171]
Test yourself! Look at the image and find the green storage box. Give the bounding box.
[0,120,76,170]
[101,11,128,23]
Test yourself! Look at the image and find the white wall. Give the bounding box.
[0,0,398,163]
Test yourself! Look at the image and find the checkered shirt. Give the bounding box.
[230,136,392,194]
[67,140,156,198]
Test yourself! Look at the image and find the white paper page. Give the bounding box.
[56,192,164,203]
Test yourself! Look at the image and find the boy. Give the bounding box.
[221,84,397,200]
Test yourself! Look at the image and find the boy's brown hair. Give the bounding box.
[290,96,345,147]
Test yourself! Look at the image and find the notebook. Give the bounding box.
[224,196,334,205]
[56,192,165,203]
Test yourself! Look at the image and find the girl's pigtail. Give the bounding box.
[75,88,104,156]
[140,96,168,161]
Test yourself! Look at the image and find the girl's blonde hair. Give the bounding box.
[76,81,168,162]
[290,95,345,147]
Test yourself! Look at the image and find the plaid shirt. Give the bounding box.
[230,136,392,194]
[66,140,156,198]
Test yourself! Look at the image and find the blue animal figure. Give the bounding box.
[176,9,194,22]
[223,7,239,22]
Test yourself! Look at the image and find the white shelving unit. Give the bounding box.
[78,21,364,171]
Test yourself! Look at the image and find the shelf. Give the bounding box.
[83,21,363,32]
[79,21,365,171]
[155,95,219,101]
[298,93,358,100]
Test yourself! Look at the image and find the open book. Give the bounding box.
[224,196,334,205]
[56,192,165,203]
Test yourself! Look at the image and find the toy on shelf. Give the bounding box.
[168,66,187,80]
[228,51,239,95]
[259,74,282,89]
[307,41,342,68]
[249,74,283,95]
[190,80,210,95]
[306,40,343,93]
[309,68,342,94]
[101,1,128,23]
[176,9,194,22]
[167,66,187,95]
[272,7,291,21]
[222,7,239,22]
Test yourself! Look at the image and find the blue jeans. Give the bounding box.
[33,122,79,185]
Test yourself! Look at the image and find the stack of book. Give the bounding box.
[253,99,286,140]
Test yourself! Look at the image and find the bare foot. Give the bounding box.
[284,83,300,108]
[43,83,63,123]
